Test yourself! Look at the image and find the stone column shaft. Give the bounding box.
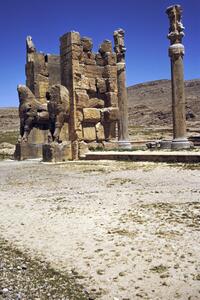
[166,5,191,149]
[171,53,186,139]
[114,29,131,149]
[60,32,80,159]
[117,62,129,141]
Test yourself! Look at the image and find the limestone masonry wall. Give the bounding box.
[60,31,119,154]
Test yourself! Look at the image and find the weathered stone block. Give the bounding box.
[104,121,117,140]
[88,78,96,93]
[95,122,105,141]
[76,118,83,140]
[76,109,84,122]
[105,92,118,107]
[105,53,117,66]
[60,31,81,47]
[59,123,69,141]
[42,141,72,162]
[76,90,89,108]
[14,143,43,160]
[76,126,83,140]
[95,53,106,66]
[76,75,89,90]
[96,78,107,93]
[81,37,93,52]
[83,126,96,141]
[78,141,89,157]
[47,55,61,86]
[34,53,48,77]
[102,65,117,79]
[103,141,119,150]
[88,98,104,108]
[107,79,118,92]
[84,65,103,78]
[87,142,104,150]
[34,78,49,102]
[83,108,101,123]
[71,47,83,60]
[99,40,112,54]
[104,107,119,121]
[84,57,96,65]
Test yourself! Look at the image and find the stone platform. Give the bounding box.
[83,150,200,163]
[14,143,43,160]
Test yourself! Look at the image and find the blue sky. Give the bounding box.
[0,0,199,107]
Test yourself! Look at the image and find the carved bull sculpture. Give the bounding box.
[17,84,70,143]
[47,84,70,142]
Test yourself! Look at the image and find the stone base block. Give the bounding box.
[160,139,172,149]
[14,143,43,160]
[118,140,132,150]
[42,141,72,162]
[103,141,119,150]
[171,138,192,150]
[78,141,89,158]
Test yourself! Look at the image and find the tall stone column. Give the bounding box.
[60,32,81,159]
[114,29,131,149]
[166,5,191,149]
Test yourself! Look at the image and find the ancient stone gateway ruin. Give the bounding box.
[15,4,194,162]
[15,29,131,161]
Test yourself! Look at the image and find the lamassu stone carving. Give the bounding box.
[17,84,70,144]
[47,84,70,142]
[17,85,49,143]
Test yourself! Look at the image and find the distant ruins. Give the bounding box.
[15,29,131,161]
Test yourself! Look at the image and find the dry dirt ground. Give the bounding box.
[0,159,200,300]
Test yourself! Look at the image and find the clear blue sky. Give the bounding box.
[0,0,199,107]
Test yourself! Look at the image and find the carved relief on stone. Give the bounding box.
[17,84,70,143]
[47,84,70,142]
[17,85,49,143]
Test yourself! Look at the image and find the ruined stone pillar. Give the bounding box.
[114,29,131,149]
[166,5,191,149]
[60,32,81,160]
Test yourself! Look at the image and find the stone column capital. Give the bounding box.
[168,43,185,60]
[113,28,126,63]
[117,62,126,73]
[166,5,185,45]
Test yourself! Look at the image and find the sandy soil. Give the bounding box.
[0,159,200,300]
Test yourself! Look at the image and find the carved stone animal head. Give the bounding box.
[17,85,47,119]
[17,85,36,104]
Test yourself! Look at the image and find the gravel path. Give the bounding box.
[0,159,200,299]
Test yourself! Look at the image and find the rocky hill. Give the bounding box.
[0,107,19,132]
[127,79,200,130]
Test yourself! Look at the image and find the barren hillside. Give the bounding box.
[0,107,19,132]
[127,79,200,129]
